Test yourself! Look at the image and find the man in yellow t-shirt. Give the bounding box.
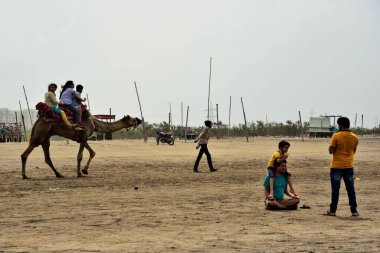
[323,117,359,217]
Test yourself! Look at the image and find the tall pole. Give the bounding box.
[134,81,147,142]
[22,85,33,127]
[207,57,212,120]
[15,112,19,142]
[241,97,249,142]
[108,108,112,140]
[228,96,231,138]
[19,100,27,142]
[168,112,171,131]
[181,102,184,139]
[298,111,304,142]
[361,114,364,137]
[354,113,357,128]
[185,106,189,142]
[86,93,91,111]
[266,114,269,137]
[169,103,172,130]
[216,103,219,139]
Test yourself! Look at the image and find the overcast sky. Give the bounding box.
[0,0,379,127]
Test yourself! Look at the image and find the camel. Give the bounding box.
[21,113,141,179]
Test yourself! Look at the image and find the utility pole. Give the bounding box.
[299,111,304,142]
[181,102,183,137]
[207,57,212,120]
[241,97,249,142]
[168,112,171,131]
[361,114,364,137]
[169,103,172,131]
[185,106,189,142]
[134,81,147,142]
[19,100,27,142]
[22,85,33,127]
[228,95,231,138]
[216,103,219,139]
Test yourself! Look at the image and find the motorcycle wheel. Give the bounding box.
[168,138,174,145]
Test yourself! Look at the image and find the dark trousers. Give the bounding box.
[330,168,357,213]
[61,104,79,123]
[194,144,214,170]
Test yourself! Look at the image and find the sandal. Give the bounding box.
[322,211,336,216]
[352,212,359,217]
[300,204,311,209]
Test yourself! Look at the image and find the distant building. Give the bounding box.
[0,108,38,130]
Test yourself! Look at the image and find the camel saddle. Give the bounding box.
[35,102,89,122]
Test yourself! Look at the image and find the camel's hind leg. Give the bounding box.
[42,140,64,178]
[21,144,35,179]
[81,142,96,175]
[77,143,85,177]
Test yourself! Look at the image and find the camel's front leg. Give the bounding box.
[42,140,64,178]
[81,142,96,175]
[77,143,85,177]
[21,144,35,179]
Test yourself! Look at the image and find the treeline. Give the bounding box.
[111,120,380,140]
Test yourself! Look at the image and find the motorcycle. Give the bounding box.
[156,132,174,145]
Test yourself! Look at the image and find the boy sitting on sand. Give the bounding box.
[266,140,298,200]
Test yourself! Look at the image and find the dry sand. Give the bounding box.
[0,137,379,252]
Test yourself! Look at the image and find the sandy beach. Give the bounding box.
[0,138,379,252]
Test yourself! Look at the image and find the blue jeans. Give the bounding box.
[267,166,275,177]
[330,168,357,213]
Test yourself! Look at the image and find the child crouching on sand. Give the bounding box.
[266,140,298,200]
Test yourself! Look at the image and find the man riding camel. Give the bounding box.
[59,80,86,130]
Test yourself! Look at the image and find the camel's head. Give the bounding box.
[122,115,142,129]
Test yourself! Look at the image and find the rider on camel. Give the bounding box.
[44,83,74,129]
[59,81,86,131]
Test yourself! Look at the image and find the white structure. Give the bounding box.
[0,108,38,130]
[307,117,333,138]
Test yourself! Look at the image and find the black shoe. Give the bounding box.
[193,169,201,173]
[210,168,218,172]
